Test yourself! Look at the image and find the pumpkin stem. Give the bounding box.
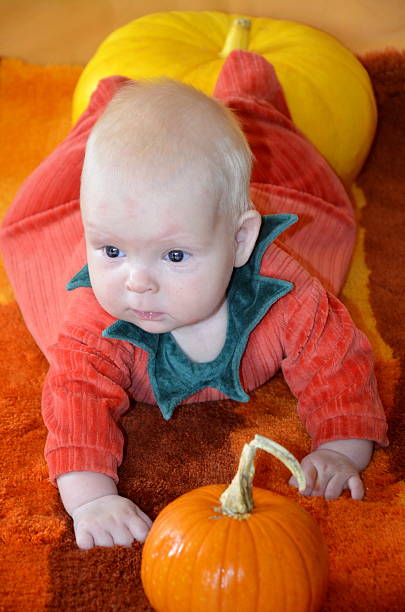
[219,18,251,58]
[218,435,306,517]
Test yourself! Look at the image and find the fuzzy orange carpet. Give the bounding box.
[0,52,404,611]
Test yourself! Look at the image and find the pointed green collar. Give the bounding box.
[67,214,297,419]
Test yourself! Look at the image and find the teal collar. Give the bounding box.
[67,214,297,418]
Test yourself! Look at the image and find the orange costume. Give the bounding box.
[0,51,388,485]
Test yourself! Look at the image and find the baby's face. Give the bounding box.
[81,166,238,335]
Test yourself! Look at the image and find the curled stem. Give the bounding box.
[219,435,306,517]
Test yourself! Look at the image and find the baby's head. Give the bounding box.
[80,78,261,335]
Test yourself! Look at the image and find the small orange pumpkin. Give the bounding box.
[141,435,328,612]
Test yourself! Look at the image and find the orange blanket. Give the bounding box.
[0,52,404,611]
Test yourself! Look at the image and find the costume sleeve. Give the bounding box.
[41,326,133,485]
[280,278,389,449]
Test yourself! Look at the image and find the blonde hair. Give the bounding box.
[82,78,254,225]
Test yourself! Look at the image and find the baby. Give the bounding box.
[0,51,388,550]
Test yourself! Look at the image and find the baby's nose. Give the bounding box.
[125,266,158,293]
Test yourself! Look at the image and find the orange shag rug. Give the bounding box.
[0,52,404,611]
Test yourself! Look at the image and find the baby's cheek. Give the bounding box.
[169,283,199,313]
[93,277,120,314]
[190,286,225,318]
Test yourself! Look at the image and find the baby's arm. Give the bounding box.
[41,298,155,549]
[278,278,388,501]
[289,438,373,500]
[57,471,152,549]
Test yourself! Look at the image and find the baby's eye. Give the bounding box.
[104,245,126,258]
[165,250,190,263]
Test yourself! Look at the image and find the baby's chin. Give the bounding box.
[134,321,173,334]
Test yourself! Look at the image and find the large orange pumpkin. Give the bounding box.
[141,436,328,612]
[72,11,377,185]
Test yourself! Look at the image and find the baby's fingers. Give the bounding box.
[323,473,349,500]
[92,529,115,548]
[136,506,153,529]
[324,472,364,500]
[75,529,95,550]
[289,462,318,496]
[110,524,139,547]
[347,474,365,500]
[127,512,152,542]
[75,525,114,549]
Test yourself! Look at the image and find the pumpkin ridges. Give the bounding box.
[266,50,365,171]
[106,12,228,51]
[179,59,223,90]
[202,512,234,611]
[201,508,263,612]
[143,500,217,608]
[258,507,327,610]
[230,485,326,611]
[257,511,315,611]
[142,489,230,611]
[245,504,299,611]
[216,512,255,612]
[141,503,194,609]
[168,510,222,612]
[170,11,229,49]
[243,511,261,612]
[175,504,233,611]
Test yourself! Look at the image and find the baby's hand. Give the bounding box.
[71,494,153,550]
[289,449,364,500]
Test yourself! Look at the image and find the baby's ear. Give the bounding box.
[234,209,262,268]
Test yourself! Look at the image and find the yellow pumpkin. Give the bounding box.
[72,11,377,184]
[141,436,328,612]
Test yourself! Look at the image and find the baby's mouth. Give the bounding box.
[131,309,165,321]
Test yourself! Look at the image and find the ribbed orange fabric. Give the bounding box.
[0,51,388,486]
